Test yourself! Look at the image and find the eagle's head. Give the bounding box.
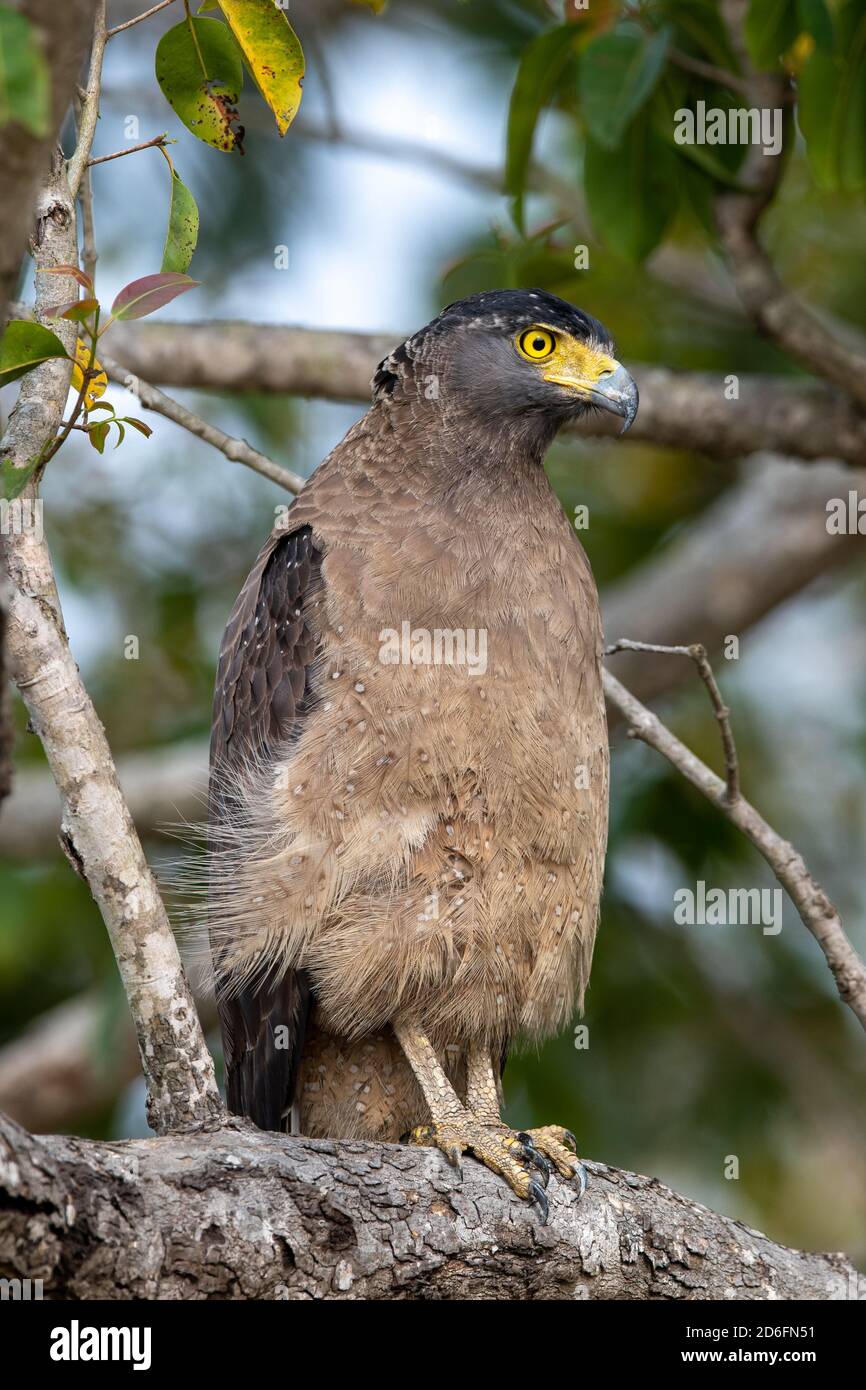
[373,288,638,445]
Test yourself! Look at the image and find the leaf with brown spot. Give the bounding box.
[155,16,245,153]
[217,0,304,136]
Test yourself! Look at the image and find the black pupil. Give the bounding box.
[532,336,546,352]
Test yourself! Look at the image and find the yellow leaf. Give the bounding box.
[217,0,304,137]
[70,339,107,408]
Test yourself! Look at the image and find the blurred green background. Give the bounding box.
[1,0,864,1265]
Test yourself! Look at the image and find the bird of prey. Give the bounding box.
[208,289,638,1217]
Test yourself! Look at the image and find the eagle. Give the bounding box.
[207,289,638,1218]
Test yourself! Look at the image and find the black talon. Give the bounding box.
[529,1179,549,1224]
[574,1162,588,1200]
[563,1129,578,1153]
[522,1144,552,1184]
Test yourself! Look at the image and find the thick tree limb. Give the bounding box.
[0,0,98,322]
[0,137,221,1131]
[0,1113,856,1300]
[602,668,866,1033]
[603,458,866,709]
[0,994,140,1134]
[0,737,207,858]
[103,319,866,465]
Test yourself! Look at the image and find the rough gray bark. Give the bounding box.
[0,1113,856,1301]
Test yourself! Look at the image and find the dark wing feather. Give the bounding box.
[209,524,322,1131]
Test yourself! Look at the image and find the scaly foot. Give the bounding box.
[406,1115,553,1221]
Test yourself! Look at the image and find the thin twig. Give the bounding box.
[78,166,98,284]
[86,133,174,168]
[106,0,176,39]
[100,355,306,494]
[66,2,107,198]
[664,45,753,97]
[602,669,866,1034]
[605,639,739,802]
[621,2,752,96]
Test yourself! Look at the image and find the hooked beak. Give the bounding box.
[588,361,639,434]
[544,351,639,434]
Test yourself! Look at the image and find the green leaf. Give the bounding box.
[798,14,866,191]
[584,121,677,263]
[161,168,199,273]
[88,420,110,454]
[1,456,39,502]
[0,320,69,387]
[217,0,304,135]
[0,7,50,136]
[124,417,153,439]
[660,0,741,72]
[796,0,834,52]
[505,25,575,231]
[579,25,671,151]
[111,272,199,321]
[155,16,244,153]
[744,0,798,68]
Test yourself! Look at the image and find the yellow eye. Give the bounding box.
[517,326,556,361]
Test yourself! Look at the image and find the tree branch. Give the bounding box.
[0,1112,856,1299]
[605,639,740,802]
[0,76,221,1133]
[603,458,866,710]
[100,320,866,465]
[602,668,866,1033]
[106,0,176,39]
[715,1,866,409]
[100,355,305,493]
[65,1,107,200]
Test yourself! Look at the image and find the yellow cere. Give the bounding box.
[515,323,618,397]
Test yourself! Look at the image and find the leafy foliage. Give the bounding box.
[154,3,305,154]
[504,0,866,261]
[0,5,50,136]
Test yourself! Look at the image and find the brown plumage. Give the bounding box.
[208,289,638,1214]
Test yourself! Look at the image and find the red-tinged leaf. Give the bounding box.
[52,296,100,322]
[38,264,93,291]
[111,272,199,321]
[88,420,110,453]
[124,417,153,438]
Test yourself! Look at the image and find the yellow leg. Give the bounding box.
[464,1043,587,1193]
[392,1019,550,1219]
